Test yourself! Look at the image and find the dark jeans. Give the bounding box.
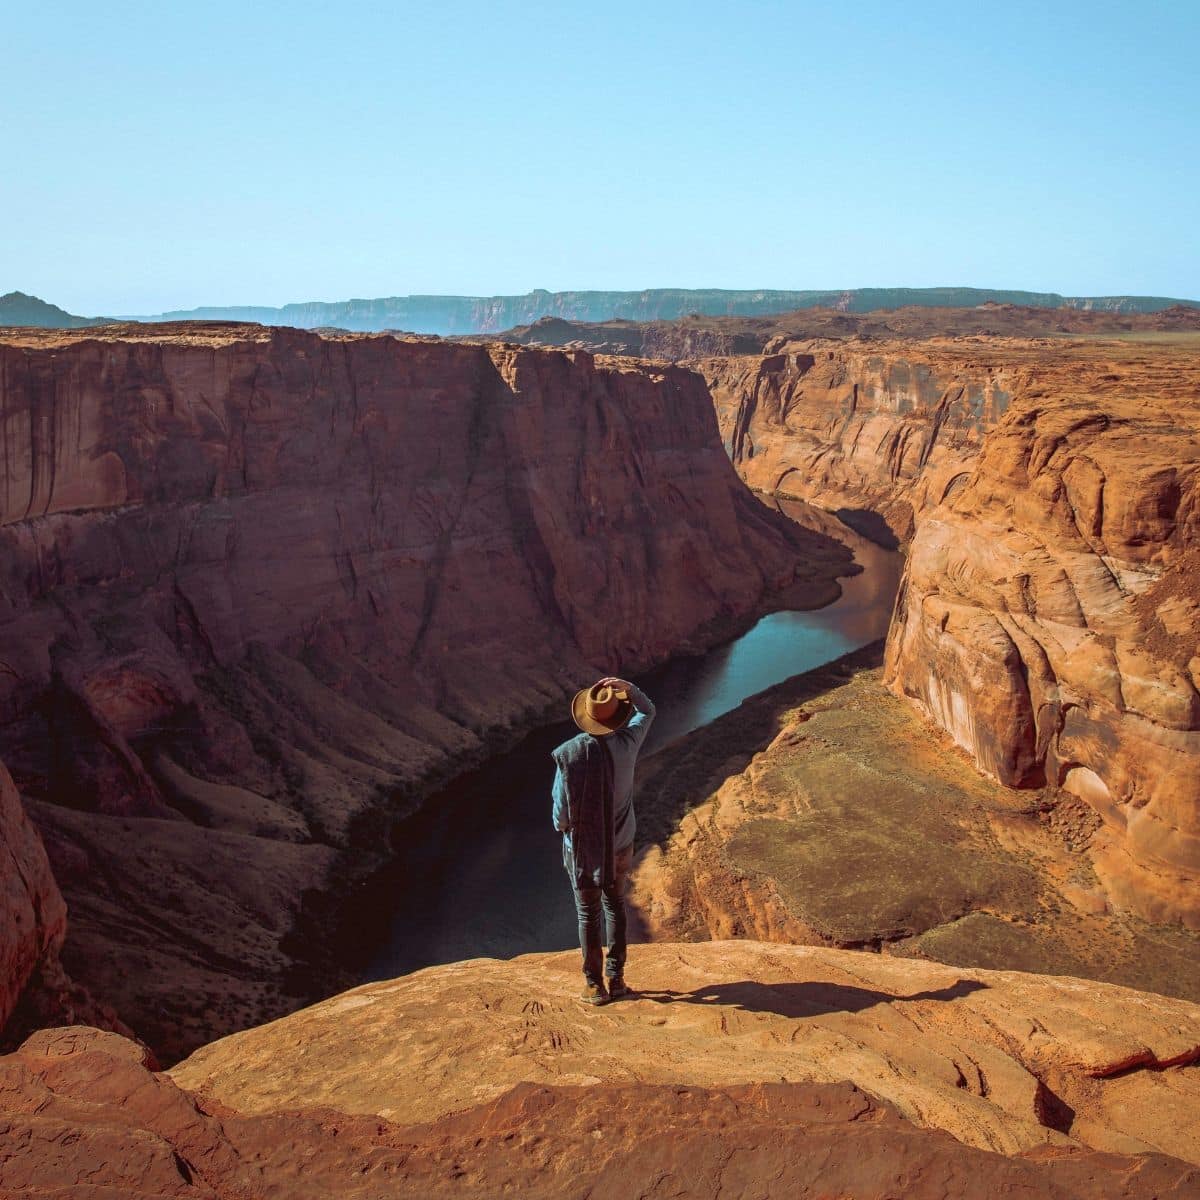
[570,844,634,985]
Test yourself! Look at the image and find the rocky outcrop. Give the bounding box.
[698,340,1019,544]
[170,942,1200,1172]
[885,340,1200,928]
[0,323,847,1058]
[0,761,65,1032]
[0,760,134,1049]
[4,1008,1196,1199]
[677,332,1199,929]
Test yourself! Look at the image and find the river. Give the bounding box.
[364,501,902,980]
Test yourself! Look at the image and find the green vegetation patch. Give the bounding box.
[725,748,1041,945]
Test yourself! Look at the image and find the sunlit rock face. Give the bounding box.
[6,944,1200,1200]
[698,342,1014,544]
[0,324,847,1057]
[885,343,1200,928]
[167,942,1200,1174]
[695,330,1199,928]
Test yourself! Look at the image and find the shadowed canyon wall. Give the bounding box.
[0,324,847,1057]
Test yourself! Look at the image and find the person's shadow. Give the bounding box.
[632,978,986,1018]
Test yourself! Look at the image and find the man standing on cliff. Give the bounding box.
[552,676,656,1006]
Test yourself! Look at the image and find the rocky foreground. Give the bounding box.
[2,942,1197,1198]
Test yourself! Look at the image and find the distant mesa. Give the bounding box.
[7,286,1200,335]
[0,291,114,329]
[131,286,1200,335]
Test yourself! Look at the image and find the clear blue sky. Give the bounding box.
[3,0,1197,314]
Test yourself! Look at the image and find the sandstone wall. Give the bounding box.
[697,342,1017,543]
[884,345,1200,927]
[0,324,846,1056]
[692,333,1199,928]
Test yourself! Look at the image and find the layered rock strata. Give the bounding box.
[629,646,1200,999]
[885,339,1200,928]
[0,324,847,1057]
[698,339,1023,544]
[682,333,1198,929]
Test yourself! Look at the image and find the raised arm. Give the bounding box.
[601,677,655,748]
[625,682,655,722]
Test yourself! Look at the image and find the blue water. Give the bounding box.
[365,503,901,980]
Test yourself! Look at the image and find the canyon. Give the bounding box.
[0,322,848,1060]
[629,644,1198,1000]
[0,310,1198,1196]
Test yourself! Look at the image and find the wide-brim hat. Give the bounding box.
[571,682,634,737]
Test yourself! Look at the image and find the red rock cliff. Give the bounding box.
[0,324,846,1056]
[694,333,1199,929]
[697,341,1017,543]
[884,339,1200,928]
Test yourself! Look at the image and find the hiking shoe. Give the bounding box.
[579,981,609,1006]
[607,977,631,1000]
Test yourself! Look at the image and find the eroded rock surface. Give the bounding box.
[170,942,1200,1171]
[885,339,1200,928]
[683,332,1199,929]
[699,339,1022,544]
[4,1019,1196,1199]
[0,324,847,1057]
